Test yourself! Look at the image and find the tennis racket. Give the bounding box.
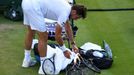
[78,53,101,74]
[42,53,56,75]
[66,53,100,75]
[66,61,83,75]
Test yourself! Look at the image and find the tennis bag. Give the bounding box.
[66,54,101,75]
[4,1,23,21]
[80,49,113,69]
[33,41,113,69]
[79,40,113,69]
[33,43,60,62]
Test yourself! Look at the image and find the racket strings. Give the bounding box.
[82,57,101,73]
[42,53,56,75]
[74,53,101,73]
[42,59,54,74]
[66,64,83,75]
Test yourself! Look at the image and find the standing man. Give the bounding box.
[21,0,87,74]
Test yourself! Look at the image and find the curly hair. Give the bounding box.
[72,4,87,19]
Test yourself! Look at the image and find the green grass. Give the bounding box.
[75,11,134,75]
[0,0,134,75]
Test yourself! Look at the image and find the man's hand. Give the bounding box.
[72,44,79,53]
[63,50,71,59]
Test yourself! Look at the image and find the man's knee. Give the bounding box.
[37,31,48,41]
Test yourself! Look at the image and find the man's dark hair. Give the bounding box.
[72,4,87,19]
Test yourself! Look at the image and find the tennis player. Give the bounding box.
[21,0,87,74]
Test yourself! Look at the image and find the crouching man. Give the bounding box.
[21,0,87,74]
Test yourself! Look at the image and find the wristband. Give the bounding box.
[60,44,67,52]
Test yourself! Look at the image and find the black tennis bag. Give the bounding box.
[93,57,113,69]
[80,49,113,69]
[4,0,23,21]
[79,40,113,69]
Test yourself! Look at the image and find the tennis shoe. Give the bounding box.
[22,58,37,68]
[38,65,44,75]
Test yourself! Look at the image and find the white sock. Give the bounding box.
[40,57,46,66]
[24,49,31,61]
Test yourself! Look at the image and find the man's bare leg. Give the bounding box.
[25,26,35,50]
[37,31,48,74]
[37,31,48,57]
[22,26,35,67]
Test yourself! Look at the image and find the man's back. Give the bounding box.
[22,0,71,27]
[40,0,71,25]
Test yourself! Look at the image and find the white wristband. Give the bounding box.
[60,44,67,52]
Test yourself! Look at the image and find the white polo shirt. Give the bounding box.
[22,0,71,32]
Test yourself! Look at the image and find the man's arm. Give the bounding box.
[55,23,71,59]
[65,20,79,53]
[64,20,74,44]
[55,23,64,46]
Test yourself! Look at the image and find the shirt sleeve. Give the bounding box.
[57,12,70,27]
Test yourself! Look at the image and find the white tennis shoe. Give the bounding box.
[22,58,37,68]
[38,65,44,75]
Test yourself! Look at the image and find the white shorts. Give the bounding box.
[22,0,46,32]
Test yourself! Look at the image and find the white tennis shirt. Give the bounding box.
[22,0,71,32]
